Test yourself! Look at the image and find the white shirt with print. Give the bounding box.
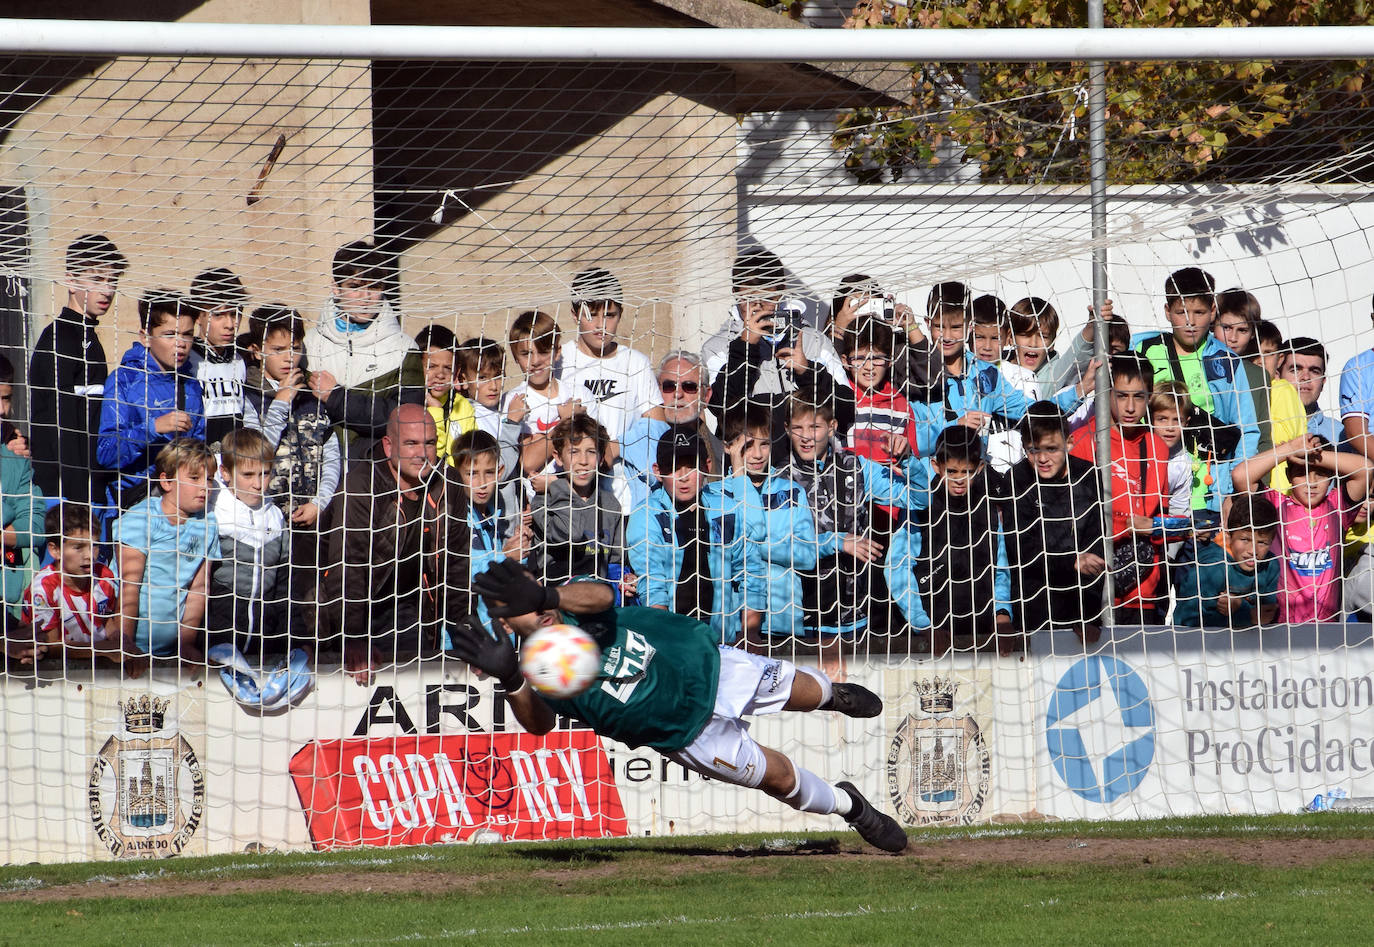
[556,342,661,441]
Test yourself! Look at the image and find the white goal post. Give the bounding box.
[3,19,1374,62]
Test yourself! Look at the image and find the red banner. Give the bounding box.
[289,730,628,849]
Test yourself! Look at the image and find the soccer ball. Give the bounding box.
[519,624,602,698]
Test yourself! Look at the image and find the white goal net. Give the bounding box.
[3,15,1374,862]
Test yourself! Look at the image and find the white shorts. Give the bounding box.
[664,648,801,789]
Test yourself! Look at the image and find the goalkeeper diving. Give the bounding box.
[451,559,908,853]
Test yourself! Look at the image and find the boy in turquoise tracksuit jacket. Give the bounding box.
[625,431,749,643]
[910,354,1090,457]
[719,407,817,638]
[1174,495,1280,629]
[0,445,45,614]
[451,430,525,628]
[777,393,929,638]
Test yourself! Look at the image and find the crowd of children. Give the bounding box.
[9,232,1374,684]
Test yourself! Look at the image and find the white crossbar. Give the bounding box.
[1,20,1374,62]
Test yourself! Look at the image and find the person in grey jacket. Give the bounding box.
[526,414,626,590]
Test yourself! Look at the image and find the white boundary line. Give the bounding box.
[288,905,917,946]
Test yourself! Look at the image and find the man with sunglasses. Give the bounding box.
[620,351,724,509]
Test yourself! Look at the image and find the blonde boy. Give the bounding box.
[110,438,219,663]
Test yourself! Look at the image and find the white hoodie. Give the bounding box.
[211,483,287,636]
[304,299,417,389]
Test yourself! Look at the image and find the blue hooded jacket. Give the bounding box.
[625,477,750,643]
[97,343,205,506]
[911,351,1083,458]
[468,498,510,627]
[737,471,818,638]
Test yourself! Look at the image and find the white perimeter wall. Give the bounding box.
[5,625,1373,864]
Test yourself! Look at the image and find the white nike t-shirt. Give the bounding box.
[508,380,569,440]
[556,342,661,441]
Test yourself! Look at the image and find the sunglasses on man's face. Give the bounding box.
[660,380,700,394]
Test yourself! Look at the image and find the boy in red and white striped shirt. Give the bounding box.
[22,502,118,664]
[842,317,918,470]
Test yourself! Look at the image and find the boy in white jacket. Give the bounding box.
[303,240,424,457]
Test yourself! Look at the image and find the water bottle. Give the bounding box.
[1307,788,1351,811]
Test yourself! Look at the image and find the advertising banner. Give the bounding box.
[4,626,1374,864]
[289,730,628,848]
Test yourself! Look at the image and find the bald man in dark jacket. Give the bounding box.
[316,404,472,681]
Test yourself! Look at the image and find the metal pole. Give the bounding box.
[1088,0,1114,626]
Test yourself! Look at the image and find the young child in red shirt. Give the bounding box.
[22,502,119,665]
[1069,355,1171,622]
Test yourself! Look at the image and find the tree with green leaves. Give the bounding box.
[832,0,1374,184]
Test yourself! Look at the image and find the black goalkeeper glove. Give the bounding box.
[472,559,559,618]
[447,615,523,692]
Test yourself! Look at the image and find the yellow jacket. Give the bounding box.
[1266,377,1306,494]
[429,393,477,465]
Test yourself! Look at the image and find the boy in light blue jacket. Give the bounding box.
[452,430,528,628]
[625,429,748,642]
[722,405,818,639]
[911,297,1093,461]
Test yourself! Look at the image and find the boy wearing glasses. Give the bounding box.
[1001,402,1107,643]
[843,318,918,470]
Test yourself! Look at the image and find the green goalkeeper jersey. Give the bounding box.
[540,606,721,752]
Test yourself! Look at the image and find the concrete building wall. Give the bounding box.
[5,0,376,358]
[395,94,738,365]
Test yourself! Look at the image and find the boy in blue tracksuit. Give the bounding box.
[912,298,1093,461]
[452,430,528,628]
[97,292,205,522]
[885,426,1013,654]
[779,392,929,638]
[721,405,817,638]
[625,429,749,643]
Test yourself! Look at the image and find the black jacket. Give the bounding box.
[915,468,1006,637]
[315,459,472,653]
[28,308,110,505]
[1001,455,1106,631]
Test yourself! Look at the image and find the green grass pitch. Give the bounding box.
[2,814,1372,946]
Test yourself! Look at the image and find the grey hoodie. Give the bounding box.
[527,474,624,584]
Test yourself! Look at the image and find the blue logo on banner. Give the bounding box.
[1046,656,1155,803]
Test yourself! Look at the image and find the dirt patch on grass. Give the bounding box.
[6,835,1373,903]
[1,870,478,904]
